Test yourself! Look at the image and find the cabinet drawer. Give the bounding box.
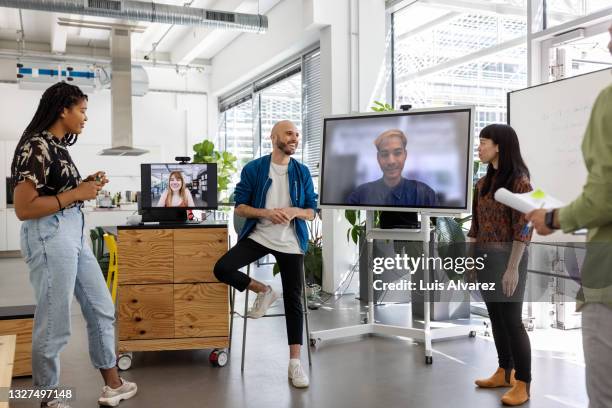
[118,230,174,284]
[0,319,32,377]
[174,228,227,283]
[174,283,228,338]
[118,285,174,340]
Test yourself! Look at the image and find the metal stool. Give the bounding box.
[228,213,312,373]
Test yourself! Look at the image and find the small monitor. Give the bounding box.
[319,106,474,214]
[140,163,218,210]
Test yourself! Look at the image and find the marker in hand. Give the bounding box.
[521,203,544,237]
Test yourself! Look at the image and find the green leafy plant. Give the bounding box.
[345,209,365,245]
[371,101,394,112]
[192,139,238,202]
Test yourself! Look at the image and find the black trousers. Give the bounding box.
[213,238,304,345]
[479,251,532,383]
[485,300,532,383]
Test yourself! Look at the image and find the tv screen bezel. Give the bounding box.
[140,162,218,211]
[317,105,475,215]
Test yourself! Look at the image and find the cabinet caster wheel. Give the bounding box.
[117,353,133,371]
[310,338,321,349]
[484,331,491,337]
[469,330,477,338]
[425,356,433,365]
[209,349,228,367]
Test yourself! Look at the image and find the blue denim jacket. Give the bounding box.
[233,154,318,253]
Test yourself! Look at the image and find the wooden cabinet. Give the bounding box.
[117,225,229,353]
[118,284,174,340]
[117,229,174,284]
[0,335,16,408]
[174,283,229,338]
[0,306,35,377]
[174,228,227,283]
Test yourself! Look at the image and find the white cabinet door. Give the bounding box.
[5,140,17,175]
[0,209,6,251]
[0,142,6,209]
[6,208,22,251]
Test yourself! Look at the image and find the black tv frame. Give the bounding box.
[318,105,475,215]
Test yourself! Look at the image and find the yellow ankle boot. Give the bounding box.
[501,380,530,406]
[474,367,516,388]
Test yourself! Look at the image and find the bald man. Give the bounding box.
[347,129,437,206]
[214,120,317,388]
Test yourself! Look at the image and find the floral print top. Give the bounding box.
[11,130,82,208]
[467,174,533,243]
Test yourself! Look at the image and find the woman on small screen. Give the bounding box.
[157,171,195,207]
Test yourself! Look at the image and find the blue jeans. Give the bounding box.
[20,206,116,388]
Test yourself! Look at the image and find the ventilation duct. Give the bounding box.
[0,0,268,33]
[99,27,148,157]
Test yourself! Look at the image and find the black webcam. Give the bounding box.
[175,156,191,164]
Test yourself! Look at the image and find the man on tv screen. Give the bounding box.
[346,129,438,206]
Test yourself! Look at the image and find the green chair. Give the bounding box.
[90,228,110,279]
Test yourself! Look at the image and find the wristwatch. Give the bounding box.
[545,209,559,230]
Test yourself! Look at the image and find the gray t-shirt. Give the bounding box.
[248,162,302,254]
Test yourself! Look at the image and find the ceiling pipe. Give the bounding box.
[0,0,268,33]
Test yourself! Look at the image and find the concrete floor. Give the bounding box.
[1,256,588,408]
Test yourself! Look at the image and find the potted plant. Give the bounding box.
[192,139,238,204]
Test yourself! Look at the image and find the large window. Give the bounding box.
[534,0,612,30]
[218,48,322,197]
[259,74,303,157]
[393,2,528,172]
[223,99,254,169]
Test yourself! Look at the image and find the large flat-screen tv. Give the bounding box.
[319,106,474,214]
[140,163,218,210]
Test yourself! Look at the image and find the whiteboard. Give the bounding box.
[508,68,612,242]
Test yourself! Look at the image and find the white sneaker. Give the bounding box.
[98,378,138,407]
[288,359,309,388]
[41,401,71,408]
[247,286,279,319]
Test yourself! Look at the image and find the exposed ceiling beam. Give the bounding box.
[171,0,248,65]
[50,13,68,54]
[135,0,194,51]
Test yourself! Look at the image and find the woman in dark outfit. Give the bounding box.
[468,124,533,406]
[11,82,137,407]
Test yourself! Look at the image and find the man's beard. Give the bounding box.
[276,140,296,155]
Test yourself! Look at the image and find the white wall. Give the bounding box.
[210,0,320,97]
[0,59,211,251]
[0,63,210,195]
[209,0,388,293]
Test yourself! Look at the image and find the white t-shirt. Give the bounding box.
[248,162,302,254]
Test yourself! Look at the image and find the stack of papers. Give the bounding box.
[494,188,564,213]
